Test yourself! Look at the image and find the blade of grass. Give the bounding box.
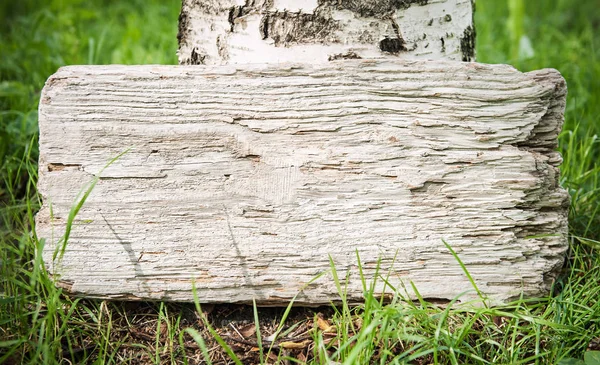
[183,328,212,365]
[252,299,264,364]
[191,280,243,365]
[53,148,131,263]
[442,239,487,307]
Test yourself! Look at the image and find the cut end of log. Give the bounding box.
[36,60,568,306]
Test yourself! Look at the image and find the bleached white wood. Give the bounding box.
[37,60,568,305]
[178,0,476,65]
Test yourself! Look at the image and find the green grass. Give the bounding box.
[1,0,599,363]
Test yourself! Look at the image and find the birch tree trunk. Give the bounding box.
[178,0,476,65]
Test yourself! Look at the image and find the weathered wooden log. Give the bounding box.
[37,60,568,305]
[178,0,476,65]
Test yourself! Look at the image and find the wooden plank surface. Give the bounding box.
[37,60,568,305]
[178,0,476,64]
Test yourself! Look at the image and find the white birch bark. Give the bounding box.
[37,61,568,305]
[178,0,476,65]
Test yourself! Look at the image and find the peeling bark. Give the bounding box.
[178,0,476,64]
[37,61,568,305]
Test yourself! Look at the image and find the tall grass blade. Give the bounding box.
[53,148,130,263]
[442,240,488,307]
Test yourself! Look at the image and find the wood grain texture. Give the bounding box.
[178,0,475,65]
[37,60,568,305]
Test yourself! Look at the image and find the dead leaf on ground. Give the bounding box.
[353,317,363,330]
[238,323,256,338]
[317,314,336,333]
[280,340,312,349]
[159,322,168,338]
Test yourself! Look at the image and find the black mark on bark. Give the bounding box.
[319,0,429,17]
[328,51,362,61]
[379,37,407,53]
[259,11,339,46]
[187,0,224,15]
[228,6,249,32]
[380,17,407,53]
[183,47,206,65]
[460,25,476,61]
[177,8,190,47]
[228,0,274,32]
